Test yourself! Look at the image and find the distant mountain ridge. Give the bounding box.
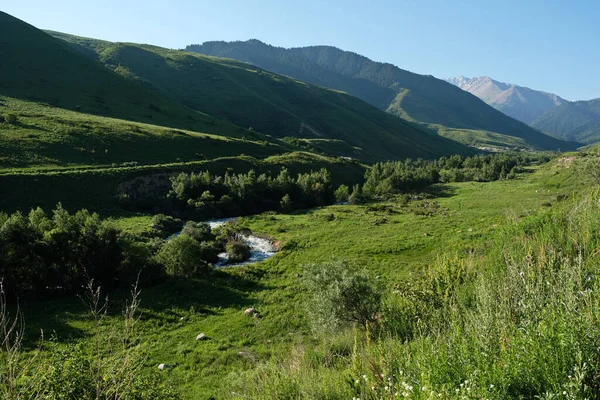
[186,40,576,151]
[532,98,600,144]
[446,76,567,124]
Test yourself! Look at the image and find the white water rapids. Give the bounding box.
[172,218,276,267]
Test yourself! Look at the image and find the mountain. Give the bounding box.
[0,11,472,168]
[446,76,567,124]
[532,99,600,144]
[186,40,577,151]
[45,30,470,162]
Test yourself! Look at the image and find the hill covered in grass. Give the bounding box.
[187,40,578,151]
[532,98,600,144]
[46,31,470,162]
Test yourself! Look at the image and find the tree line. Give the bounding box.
[0,207,251,300]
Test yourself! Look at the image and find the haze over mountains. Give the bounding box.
[446,76,567,125]
[187,39,575,151]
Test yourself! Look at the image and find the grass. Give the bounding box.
[0,97,285,168]
[16,157,583,399]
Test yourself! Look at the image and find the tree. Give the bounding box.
[155,235,208,277]
[280,194,294,212]
[303,261,381,332]
[334,184,350,203]
[348,184,363,205]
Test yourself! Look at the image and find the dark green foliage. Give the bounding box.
[348,184,363,205]
[165,168,335,219]
[154,235,209,277]
[362,152,548,198]
[151,214,183,237]
[280,194,294,212]
[187,40,575,151]
[0,205,122,298]
[181,221,214,242]
[225,239,251,263]
[303,261,382,331]
[334,184,350,203]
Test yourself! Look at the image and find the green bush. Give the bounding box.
[225,239,251,263]
[334,184,350,203]
[151,214,182,237]
[155,235,209,276]
[303,261,381,331]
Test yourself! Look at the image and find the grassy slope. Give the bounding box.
[0,96,285,168]
[21,158,582,398]
[49,32,472,162]
[0,12,256,139]
[187,40,577,151]
[532,98,600,144]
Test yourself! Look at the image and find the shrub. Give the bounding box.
[181,221,214,242]
[334,184,350,203]
[155,235,208,276]
[280,194,293,212]
[303,261,381,332]
[225,239,251,263]
[151,214,182,237]
[348,184,363,205]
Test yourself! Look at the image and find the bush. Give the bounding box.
[303,261,381,332]
[181,221,214,242]
[225,239,251,263]
[280,194,293,212]
[348,184,363,205]
[151,214,182,237]
[334,184,350,203]
[154,235,209,276]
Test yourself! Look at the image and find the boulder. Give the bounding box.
[158,363,169,370]
[196,333,208,341]
[244,307,257,316]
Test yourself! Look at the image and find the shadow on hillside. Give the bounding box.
[20,268,268,347]
[424,184,458,198]
[136,269,269,324]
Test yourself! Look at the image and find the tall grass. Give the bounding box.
[230,192,600,399]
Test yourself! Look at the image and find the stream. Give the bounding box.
[172,217,277,267]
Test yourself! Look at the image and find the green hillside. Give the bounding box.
[0,12,258,140]
[48,31,471,162]
[532,98,600,144]
[187,40,578,151]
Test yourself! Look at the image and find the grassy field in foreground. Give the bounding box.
[18,161,581,399]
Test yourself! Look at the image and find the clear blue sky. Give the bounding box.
[3,0,599,100]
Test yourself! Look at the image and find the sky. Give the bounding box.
[3,0,599,100]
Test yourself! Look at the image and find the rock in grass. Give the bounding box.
[158,363,169,370]
[196,333,208,341]
[244,307,257,316]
